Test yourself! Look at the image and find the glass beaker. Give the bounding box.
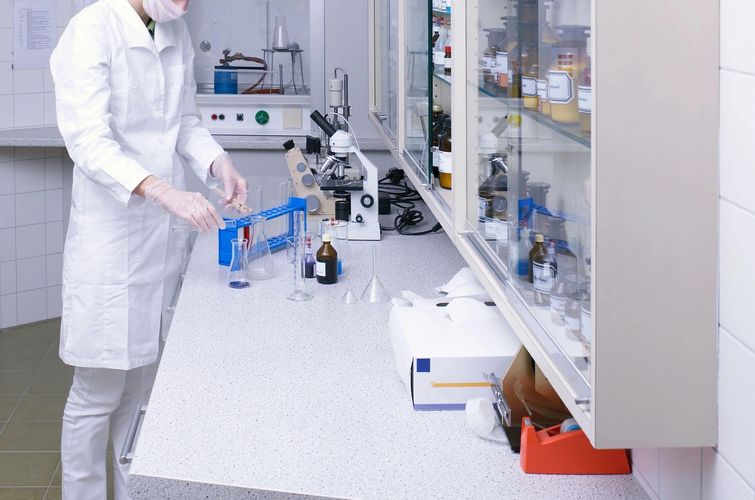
[227,238,250,289]
[273,16,289,50]
[248,216,275,280]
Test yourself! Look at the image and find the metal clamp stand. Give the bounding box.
[262,48,306,95]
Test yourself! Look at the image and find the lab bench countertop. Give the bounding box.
[127,231,648,500]
[0,126,389,150]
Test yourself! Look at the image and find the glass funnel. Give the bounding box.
[330,221,358,304]
[247,216,275,280]
[227,238,250,289]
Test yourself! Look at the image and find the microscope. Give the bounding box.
[283,69,381,241]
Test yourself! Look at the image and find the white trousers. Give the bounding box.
[61,364,157,500]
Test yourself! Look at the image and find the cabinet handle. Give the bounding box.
[489,373,512,427]
[575,397,591,406]
[377,113,388,122]
[119,405,147,465]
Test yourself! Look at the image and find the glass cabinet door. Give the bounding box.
[403,0,432,180]
[373,0,400,144]
[466,0,592,397]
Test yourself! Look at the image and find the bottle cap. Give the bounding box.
[433,104,443,113]
[445,46,452,55]
[535,234,544,243]
[322,233,332,243]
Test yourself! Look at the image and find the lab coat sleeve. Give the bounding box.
[175,26,225,187]
[50,15,152,207]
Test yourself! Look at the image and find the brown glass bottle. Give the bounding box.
[316,234,338,285]
[438,117,452,189]
[430,106,445,178]
[528,233,547,284]
[444,46,452,75]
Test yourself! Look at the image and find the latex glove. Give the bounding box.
[210,153,248,207]
[145,179,225,232]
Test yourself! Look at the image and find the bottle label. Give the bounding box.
[483,56,495,72]
[548,71,574,104]
[537,79,549,102]
[495,51,508,74]
[444,58,452,70]
[316,261,326,277]
[439,151,452,174]
[533,262,554,293]
[550,295,567,318]
[479,197,488,219]
[432,146,439,167]
[522,77,537,97]
[578,85,592,113]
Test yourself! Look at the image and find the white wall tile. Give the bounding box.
[45,253,62,287]
[14,148,44,161]
[0,160,13,195]
[13,69,44,95]
[56,1,73,28]
[0,227,13,261]
[15,223,45,259]
[720,71,755,214]
[44,156,62,189]
[44,189,62,222]
[0,194,15,229]
[659,448,703,500]
[702,448,755,500]
[46,285,61,318]
[16,288,46,324]
[13,93,44,128]
[633,448,660,496]
[16,256,45,292]
[14,158,45,193]
[0,61,11,94]
[0,0,11,29]
[0,95,12,129]
[0,294,16,328]
[15,191,45,226]
[45,221,63,254]
[717,328,755,489]
[0,260,15,294]
[720,201,755,352]
[44,92,56,126]
[0,27,10,61]
[721,0,755,75]
[43,69,54,92]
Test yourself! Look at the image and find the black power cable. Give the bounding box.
[378,171,443,236]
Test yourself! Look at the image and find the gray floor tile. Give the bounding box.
[41,488,59,500]
[0,453,59,487]
[0,397,19,421]
[0,422,61,452]
[11,397,66,422]
[0,488,47,500]
[25,373,72,396]
[0,351,48,372]
[35,355,69,374]
[0,334,55,351]
[0,373,36,396]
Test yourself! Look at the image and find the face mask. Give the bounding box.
[143,0,189,23]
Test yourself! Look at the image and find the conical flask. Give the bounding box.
[247,216,275,280]
[227,238,251,289]
[361,245,390,303]
[273,16,289,50]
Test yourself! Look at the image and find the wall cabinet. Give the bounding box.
[369,0,719,448]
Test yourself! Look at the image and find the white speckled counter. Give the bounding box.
[0,127,389,151]
[128,230,648,500]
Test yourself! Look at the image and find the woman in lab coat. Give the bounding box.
[50,0,246,498]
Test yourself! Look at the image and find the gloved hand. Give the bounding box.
[145,179,225,232]
[210,153,248,207]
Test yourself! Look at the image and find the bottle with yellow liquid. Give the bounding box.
[522,64,539,110]
[548,25,588,124]
[537,4,559,116]
[578,29,592,134]
[438,118,452,190]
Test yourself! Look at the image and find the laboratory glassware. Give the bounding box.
[247,216,275,280]
[361,244,390,303]
[287,211,312,302]
[331,221,358,304]
[227,238,251,289]
[273,16,289,50]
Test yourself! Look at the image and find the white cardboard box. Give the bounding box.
[390,297,521,410]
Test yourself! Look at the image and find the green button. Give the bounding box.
[255,110,270,125]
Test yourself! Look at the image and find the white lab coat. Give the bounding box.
[51,0,223,369]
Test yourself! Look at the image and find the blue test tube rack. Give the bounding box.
[218,196,307,267]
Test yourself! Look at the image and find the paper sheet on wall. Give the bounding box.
[13,0,56,70]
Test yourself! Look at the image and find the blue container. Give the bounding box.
[214,69,238,95]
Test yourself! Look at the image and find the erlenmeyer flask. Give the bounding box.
[273,16,289,50]
[248,216,275,280]
[227,238,251,289]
